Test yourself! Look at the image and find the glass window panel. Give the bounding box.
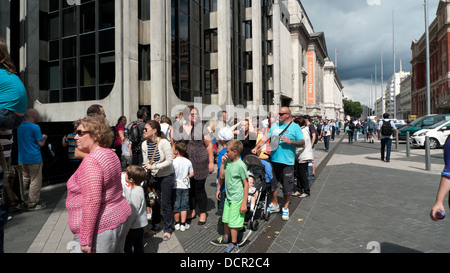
[99,29,115,52]
[80,2,96,33]
[80,33,96,55]
[49,40,59,61]
[139,0,151,20]
[49,0,59,12]
[99,84,114,99]
[63,8,76,37]
[63,58,77,88]
[62,88,77,102]
[49,63,60,90]
[80,86,96,101]
[180,0,189,15]
[49,90,60,103]
[63,37,77,58]
[49,13,60,41]
[179,13,189,42]
[99,0,115,29]
[80,56,96,86]
[99,54,115,84]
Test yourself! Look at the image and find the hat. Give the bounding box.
[218,127,234,141]
[261,119,269,128]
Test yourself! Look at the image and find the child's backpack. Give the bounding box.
[381,120,393,136]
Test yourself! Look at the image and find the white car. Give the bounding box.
[410,119,450,149]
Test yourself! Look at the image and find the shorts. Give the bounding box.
[173,189,189,212]
[0,109,24,131]
[222,199,245,229]
[271,162,294,196]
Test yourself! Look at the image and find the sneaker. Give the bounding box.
[210,236,230,246]
[282,208,289,221]
[174,223,180,231]
[237,227,252,245]
[292,191,301,197]
[224,243,239,253]
[299,193,310,198]
[267,203,280,213]
[180,223,190,232]
[28,204,47,211]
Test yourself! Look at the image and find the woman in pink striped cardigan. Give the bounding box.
[66,116,131,253]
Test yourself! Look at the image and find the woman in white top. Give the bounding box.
[159,115,173,145]
[141,120,175,241]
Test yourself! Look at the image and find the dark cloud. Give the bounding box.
[301,0,439,104]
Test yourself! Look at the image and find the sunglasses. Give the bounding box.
[278,113,288,116]
[76,130,90,137]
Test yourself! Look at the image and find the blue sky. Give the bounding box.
[301,0,439,106]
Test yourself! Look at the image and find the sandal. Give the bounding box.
[163,232,171,241]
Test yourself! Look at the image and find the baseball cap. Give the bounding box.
[218,127,234,141]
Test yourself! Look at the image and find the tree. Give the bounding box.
[343,99,363,118]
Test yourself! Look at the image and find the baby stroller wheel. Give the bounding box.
[248,219,259,231]
[264,210,270,221]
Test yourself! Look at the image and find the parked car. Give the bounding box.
[410,119,450,149]
[398,114,450,140]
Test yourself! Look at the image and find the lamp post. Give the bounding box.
[424,0,431,116]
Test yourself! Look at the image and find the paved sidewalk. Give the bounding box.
[267,138,450,253]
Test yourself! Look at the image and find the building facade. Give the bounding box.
[383,69,411,119]
[411,0,450,117]
[1,0,344,124]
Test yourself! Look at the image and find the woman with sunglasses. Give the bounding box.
[141,120,175,241]
[173,105,214,226]
[66,116,132,253]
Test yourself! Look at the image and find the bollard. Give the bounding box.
[395,130,398,150]
[406,131,410,157]
[425,136,431,171]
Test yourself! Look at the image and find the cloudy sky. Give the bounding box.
[301,0,439,107]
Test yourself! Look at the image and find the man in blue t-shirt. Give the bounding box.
[17,109,47,210]
[252,107,304,221]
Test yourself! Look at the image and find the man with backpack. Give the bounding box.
[377,113,397,163]
[129,108,147,165]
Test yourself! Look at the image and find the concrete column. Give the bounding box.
[272,0,281,108]
[218,0,231,106]
[251,0,262,109]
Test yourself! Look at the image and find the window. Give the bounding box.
[139,45,151,81]
[139,0,151,20]
[40,0,116,103]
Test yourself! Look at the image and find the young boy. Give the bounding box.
[123,165,148,253]
[215,140,251,253]
[172,142,194,231]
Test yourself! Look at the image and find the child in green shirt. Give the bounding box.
[216,140,250,253]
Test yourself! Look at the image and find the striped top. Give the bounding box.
[64,132,80,162]
[147,141,160,163]
[66,148,131,246]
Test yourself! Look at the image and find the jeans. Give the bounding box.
[150,173,175,233]
[0,109,24,131]
[354,129,359,142]
[380,138,392,161]
[347,131,353,143]
[323,135,330,151]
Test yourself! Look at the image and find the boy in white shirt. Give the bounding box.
[173,142,194,231]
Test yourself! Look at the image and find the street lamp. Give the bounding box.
[424,0,431,115]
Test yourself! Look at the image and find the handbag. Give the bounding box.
[269,122,292,150]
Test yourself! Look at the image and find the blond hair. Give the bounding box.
[226,139,243,154]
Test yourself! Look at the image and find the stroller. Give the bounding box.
[243,154,272,231]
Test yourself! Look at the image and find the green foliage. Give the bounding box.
[343,99,363,118]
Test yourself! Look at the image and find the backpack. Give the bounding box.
[128,121,143,144]
[348,122,355,130]
[381,120,393,136]
[368,121,375,131]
